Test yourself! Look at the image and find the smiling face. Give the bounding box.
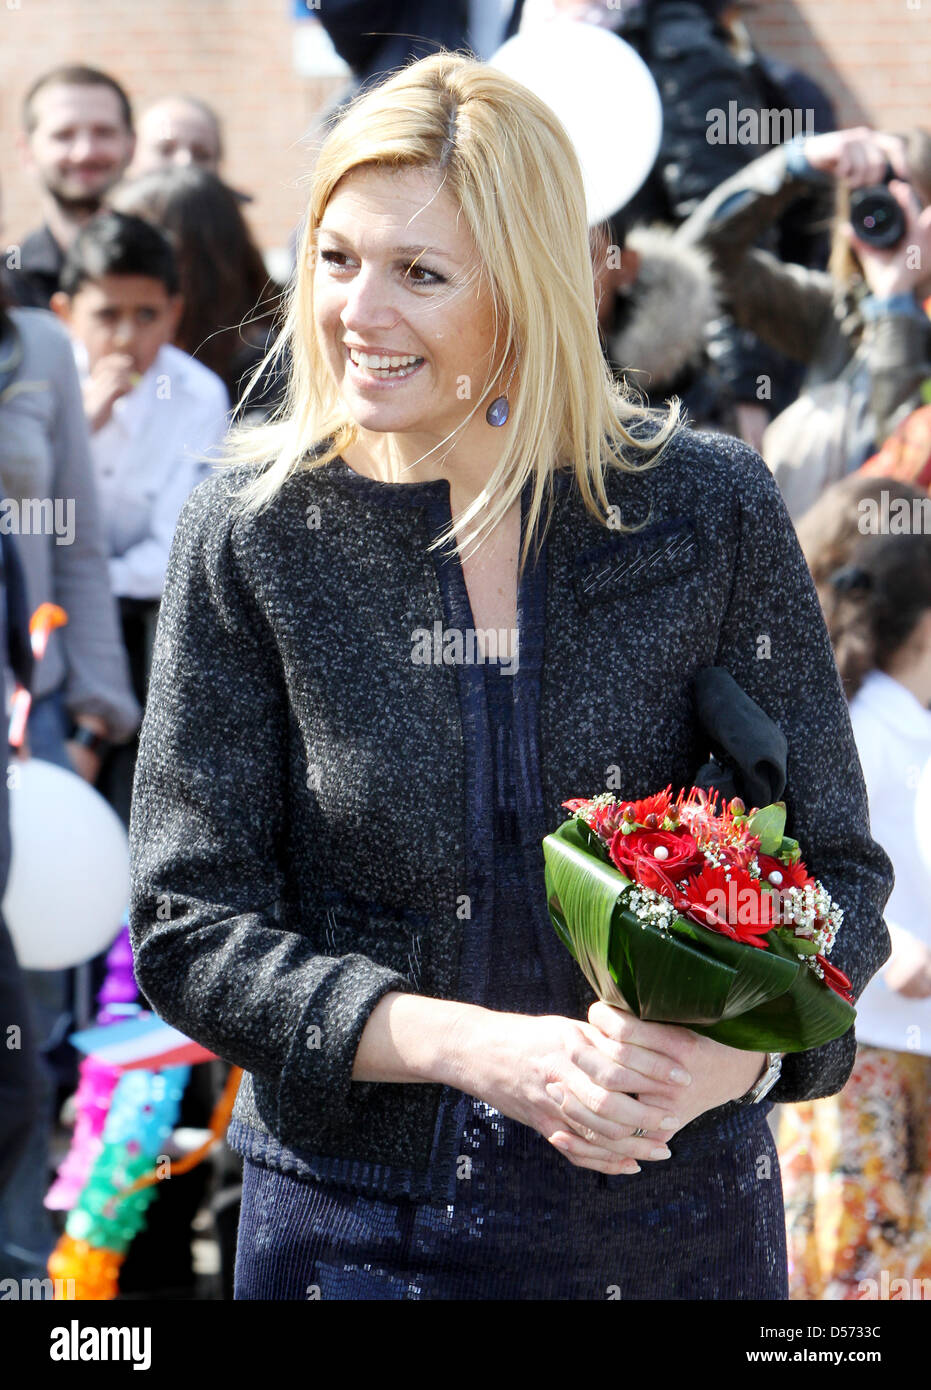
[24,83,134,209]
[313,163,503,448]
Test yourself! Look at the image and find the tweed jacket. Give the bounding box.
[128,426,894,1197]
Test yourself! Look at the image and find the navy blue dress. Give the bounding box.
[234,657,788,1300]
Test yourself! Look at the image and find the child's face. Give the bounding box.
[60,274,182,376]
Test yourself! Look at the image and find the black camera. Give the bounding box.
[849,164,908,249]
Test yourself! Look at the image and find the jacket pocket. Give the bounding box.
[317,884,428,990]
[573,516,698,607]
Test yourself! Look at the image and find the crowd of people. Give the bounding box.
[0,61,284,1295]
[0,0,929,1301]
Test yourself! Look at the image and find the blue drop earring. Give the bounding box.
[485,355,519,427]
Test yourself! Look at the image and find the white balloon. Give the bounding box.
[489,20,663,227]
[3,758,129,970]
[915,756,931,882]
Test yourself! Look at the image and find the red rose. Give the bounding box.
[609,828,705,884]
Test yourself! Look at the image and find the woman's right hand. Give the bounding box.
[455,1007,692,1175]
[82,352,138,433]
[803,127,909,187]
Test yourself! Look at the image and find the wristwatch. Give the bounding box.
[69,723,112,758]
[736,1051,783,1105]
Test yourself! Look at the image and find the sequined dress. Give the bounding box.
[234,656,788,1300]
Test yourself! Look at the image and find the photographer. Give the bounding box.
[680,126,931,517]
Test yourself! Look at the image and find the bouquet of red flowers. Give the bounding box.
[543,785,855,1052]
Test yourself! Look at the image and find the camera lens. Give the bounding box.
[849,185,907,249]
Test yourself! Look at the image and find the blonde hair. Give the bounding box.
[220,51,681,579]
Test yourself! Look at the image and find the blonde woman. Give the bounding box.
[128,54,893,1300]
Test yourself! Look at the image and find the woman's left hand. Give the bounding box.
[587,1001,767,1138]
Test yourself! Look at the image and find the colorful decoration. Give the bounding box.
[68,1013,218,1071]
[49,1066,189,1300]
[95,925,139,1020]
[49,1063,243,1299]
[66,1065,190,1245]
[46,924,140,1211]
[46,922,241,1299]
[48,1237,124,1302]
[44,1054,123,1212]
[7,601,68,749]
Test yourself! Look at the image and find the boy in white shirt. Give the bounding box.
[51,210,229,600]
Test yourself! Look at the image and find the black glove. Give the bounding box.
[691,665,787,809]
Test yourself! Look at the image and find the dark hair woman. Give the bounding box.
[795,472,931,605]
[109,166,286,421]
[781,477,931,1298]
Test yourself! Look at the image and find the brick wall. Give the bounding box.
[0,0,928,258]
[746,0,931,132]
[0,0,344,259]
